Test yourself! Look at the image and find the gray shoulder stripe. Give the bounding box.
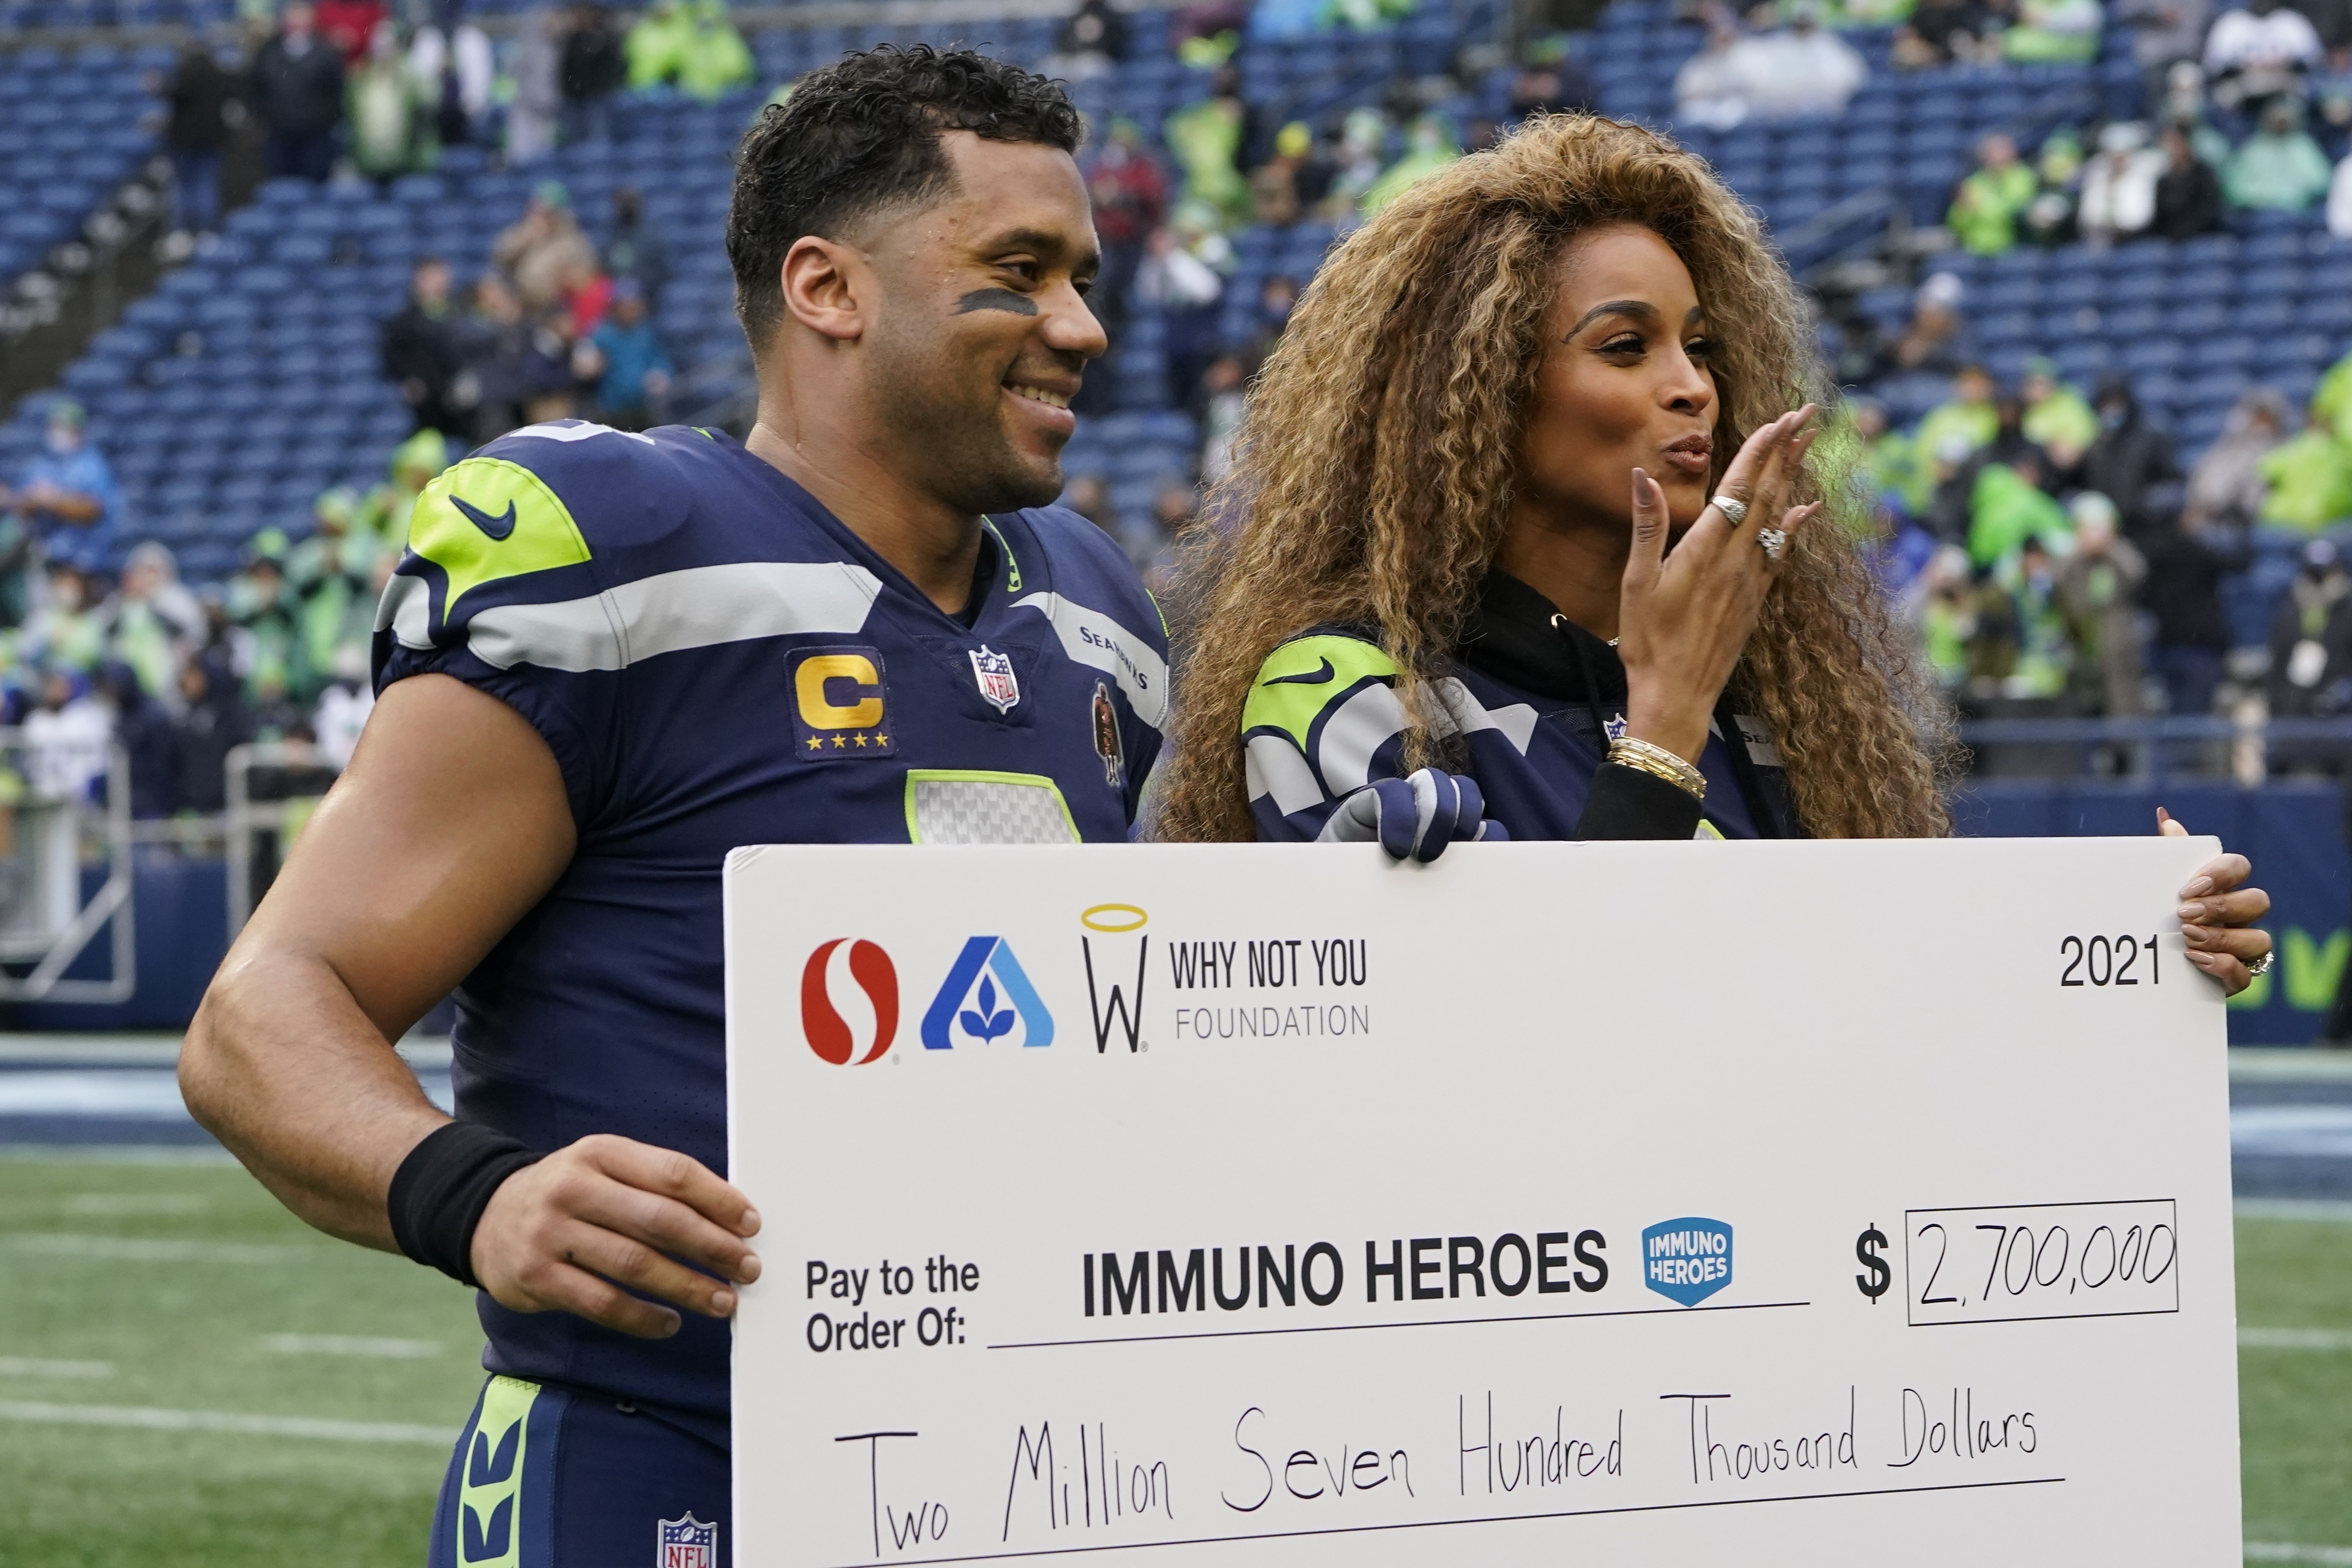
[1010,591,1170,729]
[1431,677,1540,755]
[382,561,883,672]
[1313,681,1408,795]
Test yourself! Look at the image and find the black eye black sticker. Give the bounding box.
[956,288,1039,317]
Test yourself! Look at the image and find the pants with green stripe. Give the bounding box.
[428,1376,731,1566]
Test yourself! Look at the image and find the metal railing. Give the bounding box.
[224,741,341,938]
[1956,715,2352,784]
[0,730,134,1004]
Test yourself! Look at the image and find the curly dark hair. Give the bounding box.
[727,45,1085,354]
[1153,114,1955,845]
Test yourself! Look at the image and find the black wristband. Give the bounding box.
[387,1121,543,1288]
[1576,761,1707,841]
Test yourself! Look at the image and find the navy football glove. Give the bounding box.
[1318,767,1507,863]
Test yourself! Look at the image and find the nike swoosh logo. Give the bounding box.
[451,494,517,541]
[1262,658,1336,686]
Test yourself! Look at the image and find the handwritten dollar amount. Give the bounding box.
[1900,1200,2179,1326]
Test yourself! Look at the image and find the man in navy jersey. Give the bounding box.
[179,47,1164,1566]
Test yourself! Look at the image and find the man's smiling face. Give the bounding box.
[856,131,1107,516]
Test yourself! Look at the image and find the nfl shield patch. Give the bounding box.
[658,1513,717,1568]
[969,644,1021,713]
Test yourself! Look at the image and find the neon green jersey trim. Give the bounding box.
[410,457,594,618]
[1241,633,1398,755]
[980,515,1023,592]
[903,769,1079,843]
[455,1375,539,1568]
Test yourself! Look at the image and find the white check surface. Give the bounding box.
[725,839,2237,1565]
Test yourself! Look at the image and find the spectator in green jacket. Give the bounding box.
[2004,0,2102,61]
[2258,404,2352,532]
[2020,356,2100,467]
[2313,344,2352,442]
[1917,364,2002,461]
[625,0,690,90]
[1970,450,2074,566]
[1949,134,2039,253]
[675,0,751,100]
[2001,534,2076,699]
[2224,97,2334,212]
[1853,396,1934,515]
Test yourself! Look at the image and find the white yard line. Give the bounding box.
[0,1037,181,1066]
[2231,1049,2352,1083]
[0,1145,237,1166]
[2237,1199,2352,1224]
[0,1358,112,1379]
[0,1399,451,1446]
[61,1194,209,1217]
[2247,1545,2352,1565]
[0,1071,190,1119]
[260,1334,445,1359]
[2241,1327,2352,1352]
[0,1233,328,1264]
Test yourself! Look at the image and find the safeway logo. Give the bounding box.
[801,939,899,1065]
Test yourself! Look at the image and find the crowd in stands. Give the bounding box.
[0,392,432,817]
[13,0,2352,818]
[0,145,694,818]
[1778,0,2352,744]
[149,0,754,241]
[1858,324,2352,729]
[381,182,674,443]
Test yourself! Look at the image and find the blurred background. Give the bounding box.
[1,0,2351,1559]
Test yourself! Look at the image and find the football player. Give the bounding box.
[180,46,1165,1566]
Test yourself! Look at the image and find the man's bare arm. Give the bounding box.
[182,675,762,1338]
[180,674,580,1248]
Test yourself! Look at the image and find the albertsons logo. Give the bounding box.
[922,937,1055,1049]
[1643,1217,1734,1306]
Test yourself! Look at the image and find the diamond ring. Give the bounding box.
[2247,950,2274,978]
[1756,526,1787,561]
[1711,494,1749,527]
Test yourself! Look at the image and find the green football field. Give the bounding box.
[0,1156,2348,1565]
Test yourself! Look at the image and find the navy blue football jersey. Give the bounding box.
[1243,574,1798,843]
[373,420,1168,1432]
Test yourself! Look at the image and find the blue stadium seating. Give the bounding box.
[0,42,170,296]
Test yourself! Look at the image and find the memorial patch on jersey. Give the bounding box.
[408,456,593,617]
[1090,680,1124,787]
[789,645,894,759]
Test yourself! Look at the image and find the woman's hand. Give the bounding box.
[1618,406,1823,764]
[2158,808,2273,995]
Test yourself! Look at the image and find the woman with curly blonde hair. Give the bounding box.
[1153,114,2272,991]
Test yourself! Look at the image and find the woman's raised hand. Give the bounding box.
[1617,406,1821,765]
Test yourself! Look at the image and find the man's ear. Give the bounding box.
[780,235,868,343]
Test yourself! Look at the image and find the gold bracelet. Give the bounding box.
[1607,736,1706,800]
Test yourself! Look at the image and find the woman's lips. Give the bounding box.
[1658,445,1713,477]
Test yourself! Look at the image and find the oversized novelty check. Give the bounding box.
[724,839,2238,1566]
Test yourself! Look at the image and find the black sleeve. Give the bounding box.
[1575,762,1706,841]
